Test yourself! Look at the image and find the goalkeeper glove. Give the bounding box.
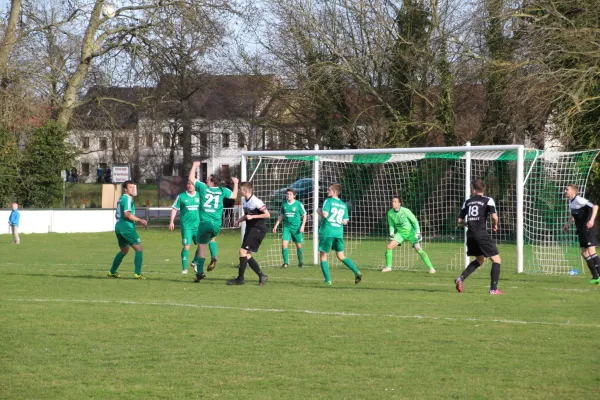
[389,233,395,240]
[415,232,422,241]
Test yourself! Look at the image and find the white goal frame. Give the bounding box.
[242,144,526,272]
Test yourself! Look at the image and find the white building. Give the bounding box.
[68,75,280,184]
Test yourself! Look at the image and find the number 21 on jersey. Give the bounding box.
[204,193,220,209]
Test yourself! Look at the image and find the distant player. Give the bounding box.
[228,182,270,286]
[169,179,200,275]
[107,180,147,279]
[317,184,361,285]
[188,161,238,283]
[563,184,600,284]
[272,188,307,268]
[383,196,435,273]
[455,179,503,294]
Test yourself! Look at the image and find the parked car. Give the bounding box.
[268,178,330,209]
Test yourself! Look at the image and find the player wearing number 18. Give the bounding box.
[188,161,238,282]
[317,184,361,285]
[455,179,503,295]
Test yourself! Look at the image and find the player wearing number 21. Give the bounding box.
[188,162,238,283]
[317,184,362,286]
[455,179,503,295]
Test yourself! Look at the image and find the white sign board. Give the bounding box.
[112,165,130,183]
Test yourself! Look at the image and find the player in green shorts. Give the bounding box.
[317,183,361,285]
[272,188,307,268]
[107,180,147,279]
[188,161,238,282]
[169,179,200,274]
[382,196,435,273]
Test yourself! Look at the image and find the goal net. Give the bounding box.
[241,146,598,274]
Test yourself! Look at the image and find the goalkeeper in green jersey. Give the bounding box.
[272,188,307,268]
[169,179,200,275]
[383,196,435,273]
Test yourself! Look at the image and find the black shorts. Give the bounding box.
[242,226,267,253]
[577,227,598,248]
[466,235,499,258]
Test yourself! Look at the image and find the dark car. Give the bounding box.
[268,178,331,209]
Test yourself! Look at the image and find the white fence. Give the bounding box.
[0,207,240,234]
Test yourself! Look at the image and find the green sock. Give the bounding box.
[197,258,206,274]
[342,258,360,275]
[111,252,126,274]
[181,248,189,271]
[134,251,143,275]
[417,249,434,269]
[320,261,331,282]
[282,248,289,264]
[297,248,304,265]
[209,242,218,258]
[385,249,393,268]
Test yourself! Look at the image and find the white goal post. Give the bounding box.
[241,145,598,274]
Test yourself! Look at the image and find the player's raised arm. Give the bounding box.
[229,177,239,199]
[189,161,200,184]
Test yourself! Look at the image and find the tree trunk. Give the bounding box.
[0,0,22,86]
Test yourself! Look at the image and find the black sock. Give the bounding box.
[591,254,600,278]
[247,257,264,277]
[460,260,481,281]
[238,257,248,280]
[491,262,501,290]
[585,256,599,279]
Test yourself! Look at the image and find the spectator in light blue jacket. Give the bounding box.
[8,202,20,244]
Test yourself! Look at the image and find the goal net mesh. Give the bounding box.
[245,149,598,274]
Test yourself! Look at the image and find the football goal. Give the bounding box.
[240,145,599,274]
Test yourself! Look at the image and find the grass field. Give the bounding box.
[1,230,599,399]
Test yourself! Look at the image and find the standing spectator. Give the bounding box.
[97,166,103,183]
[104,167,112,183]
[8,202,20,244]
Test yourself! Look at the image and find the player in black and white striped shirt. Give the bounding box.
[228,182,270,286]
[455,179,503,295]
[563,184,600,284]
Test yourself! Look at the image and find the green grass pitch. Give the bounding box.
[1,230,598,399]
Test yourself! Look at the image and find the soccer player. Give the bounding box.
[107,180,147,279]
[272,188,307,268]
[188,161,238,283]
[383,196,435,273]
[169,179,200,274]
[317,184,361,286]
[227,182,269,285]
[563,184,600,284]
[455,179,502,294]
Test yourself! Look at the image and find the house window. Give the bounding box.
[81,163,90,176]
[82,137,89,149]
[99,138,107,151]
[238,133,245,148]
[117,137,129,150]
[99,162,107,170]
[145,133,153,147]
[222,132,230,148]
[163,132,170,148]
[162,164,172,176]
[221,164,230,180]
[200,133,208,151]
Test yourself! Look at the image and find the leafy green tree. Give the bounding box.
[0,125,21,207]
[18,122,75,207]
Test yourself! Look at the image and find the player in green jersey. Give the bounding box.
[383,196,435,273]
[272,188,307,268]
[188,161,238,282]
[169,179,200,274]
[107,180,147,279]
[317,183,361,285]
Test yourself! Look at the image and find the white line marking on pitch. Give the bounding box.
[2,298,599,328]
